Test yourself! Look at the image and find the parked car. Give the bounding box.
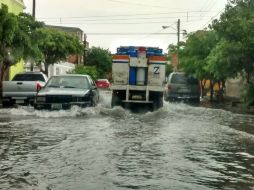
[2,72,48,107]
[95,79,111,89]
[34,74,99,110]
[164,72,200,102]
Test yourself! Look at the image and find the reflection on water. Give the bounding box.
[0,98,254,190]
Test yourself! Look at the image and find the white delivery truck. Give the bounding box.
[111,46,166,110]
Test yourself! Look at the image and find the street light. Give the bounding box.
[162,19,181,71]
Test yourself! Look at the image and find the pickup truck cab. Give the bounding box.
[2,72,48,107]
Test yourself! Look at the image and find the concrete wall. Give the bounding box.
[225,77,245,99]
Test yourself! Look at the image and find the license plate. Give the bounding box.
[132,95,142,100]
[51,104,62,110]
[15,99,24,104]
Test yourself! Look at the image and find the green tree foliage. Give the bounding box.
[0,6,44,98]
[179,30,221,100]
[16,13,44,62]
[0,5,18,82]
[36,28,84,75]
[86,47,112,78]
[71,65,98,80]
[180,30,219,80]
[211,0,254,104]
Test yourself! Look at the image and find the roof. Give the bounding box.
[46,25,83,33]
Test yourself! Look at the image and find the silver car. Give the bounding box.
[164,72,200,102]
[34,74,99,110]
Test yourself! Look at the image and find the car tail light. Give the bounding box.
[36,81,42,92]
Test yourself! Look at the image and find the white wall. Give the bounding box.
[48,62,75,78]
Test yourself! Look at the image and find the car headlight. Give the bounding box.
[37,96,46,102]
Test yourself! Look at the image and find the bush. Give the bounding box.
[70,65,98,80]
[244,84,254,106]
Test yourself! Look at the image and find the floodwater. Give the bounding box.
[0,92,254,190]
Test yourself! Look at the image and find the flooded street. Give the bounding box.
[0,93,254,190]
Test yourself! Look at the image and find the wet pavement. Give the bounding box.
[0,92,254,190]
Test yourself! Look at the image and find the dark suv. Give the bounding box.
[164,72,200,102]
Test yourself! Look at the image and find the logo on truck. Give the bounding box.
[154,66,160,75]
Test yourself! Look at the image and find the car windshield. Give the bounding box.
[12,74,45,82]
[46,76,89,89]
[170,74,199,85]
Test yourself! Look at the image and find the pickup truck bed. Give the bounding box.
[2,72,47,107]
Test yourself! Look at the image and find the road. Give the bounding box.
[0,92,254,190]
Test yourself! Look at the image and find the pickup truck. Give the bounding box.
[2,72,48,107]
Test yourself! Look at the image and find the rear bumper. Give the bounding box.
[2,96,35,105]
[165,93,200,101]
[34,101,91,110]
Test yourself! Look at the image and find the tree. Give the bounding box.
[86,47,112,78]
[179,30,220,100]
[0,5,18,85]
[0,6,42,99]
[36,28,84,76]
[16,13,44,68]
[71,65,98,80]
[211,0,254,104]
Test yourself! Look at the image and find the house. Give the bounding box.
[46,25,89,65]
[0,0,25,80]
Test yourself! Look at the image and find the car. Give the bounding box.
[95,79,111,89]
[164,72,200,103]
[34,74,99,110]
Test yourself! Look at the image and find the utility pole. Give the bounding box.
[32,0,36,18]
[30,0,36,71]
[177,19,180,70]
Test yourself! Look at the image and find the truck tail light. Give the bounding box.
[36,81,42,92]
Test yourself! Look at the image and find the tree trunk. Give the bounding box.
[201,79,207,98]
[0,64,8,100]
[210,80,214,102]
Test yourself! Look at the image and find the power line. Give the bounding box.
[86,32,185,35]
[106,0,177,9]
[201,9,224,29]
[41,15,213,22]
[44,19,205,25]
[38,11,219,20]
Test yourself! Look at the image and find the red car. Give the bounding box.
[95,79,111,89]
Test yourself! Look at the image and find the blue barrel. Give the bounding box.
[146,51,155,57]
[129,67,136,85]
[128,50,137,57]
[155,49,163,56]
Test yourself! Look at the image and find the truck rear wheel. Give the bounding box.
[111,92,121,108]
[151,92,163,111]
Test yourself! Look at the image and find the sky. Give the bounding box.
[23,0,228,53]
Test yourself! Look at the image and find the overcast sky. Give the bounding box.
[23,0,228,53]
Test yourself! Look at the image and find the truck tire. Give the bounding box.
[2,101,13,108]
[152,96,163,111]
[111,93,121,108]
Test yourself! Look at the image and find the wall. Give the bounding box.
[225,77,245,99]
[48,62,75,78]
[0,0,25,14]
